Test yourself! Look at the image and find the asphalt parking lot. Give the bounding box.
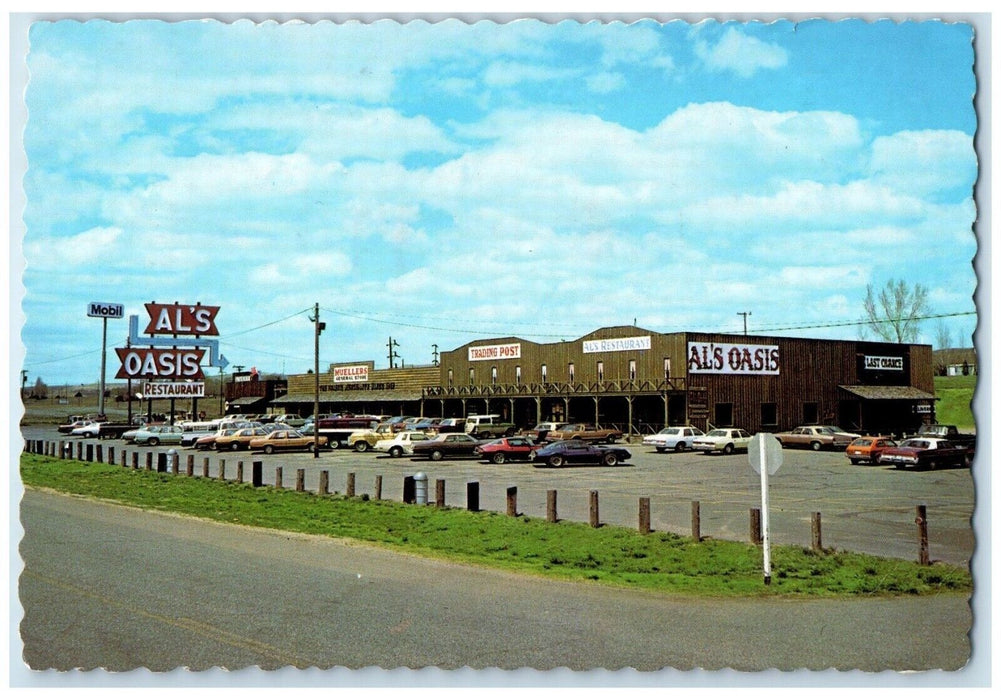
[20,427,976,568]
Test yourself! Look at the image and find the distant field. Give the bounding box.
[933,374,977,431]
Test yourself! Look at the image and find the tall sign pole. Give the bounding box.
[748,432,783,585]
[309,303,325,459]
[88,302,124,417]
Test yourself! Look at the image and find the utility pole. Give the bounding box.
[738,311,752,336]
[387,337,400,368]
[309,303,325,458]
[432,344,439,366]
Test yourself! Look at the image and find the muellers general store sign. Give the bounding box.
[687,341,781,375]
[332,364,370,383]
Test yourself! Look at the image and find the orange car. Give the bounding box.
[845,436,898,465]
[249,429,329,454]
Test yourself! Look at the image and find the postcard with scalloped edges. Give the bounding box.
[12,14,985,686]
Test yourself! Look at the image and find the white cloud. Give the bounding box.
[868,130,977,197]
[695,27,788,78]
[586,72,626,94]
[25,226,122,271]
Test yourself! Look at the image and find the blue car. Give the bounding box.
[532,439,631,468]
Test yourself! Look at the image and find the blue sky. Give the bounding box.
[15,17,980,387]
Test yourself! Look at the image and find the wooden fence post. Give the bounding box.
[916,504,930,565]
[296,468,305,492]
[171,452,179,475]
[467,481,480,512]
[589,490,600,528]
[319,470,329,495]
[275,467,283,489]
[812,512,823,551]
[346,472,356,497]
[750,508,762,545]
[95,444,103,463]
[202,457,210,478]
[547,490,558,523]
[236,461,243,483]
[692,500,701,542]
[219,459,226,481]
[435,479,445,507]
[252,461,263,488]
[403,476,415,503]
[506,486,517,516]
[186,454,194,477]
[131,452,139,470]
[375,475,382,500]
[145,452,153,471]
[638,497,651,534]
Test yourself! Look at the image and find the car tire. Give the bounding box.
[390,446,403,458]
[602,452,618,466]
[849,458,861,465]
[675,442,686,452]
[328,440,339,450]
[492,452,506,464]
[354,442,369,452]
[210,443,218,450]
[723,443,734,455]
[548,455,564,467]
[148,437,159,446]
[810,441,822,452]
[305,443,315,452]
[264,445,275,455]
[430,450,444,461]
[231,442,240,451]
[528,450,537,461]
[655,447,666,453]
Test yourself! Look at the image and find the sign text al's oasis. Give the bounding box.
[687,342,781,375]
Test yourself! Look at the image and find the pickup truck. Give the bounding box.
[915,424,976,447]
[463,414,517,439]
[544,423,623,444]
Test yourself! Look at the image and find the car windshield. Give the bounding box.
[850,438,871,447]
[661,428,680,435]
[901,439,929,448]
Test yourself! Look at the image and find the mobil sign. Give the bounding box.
[115,347,206,380]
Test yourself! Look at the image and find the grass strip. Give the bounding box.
[20,453,971,598]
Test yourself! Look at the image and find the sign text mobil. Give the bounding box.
[688,342,780,375]
[468,343,522,361]
[87,302,124,319]
[143,302,220,336]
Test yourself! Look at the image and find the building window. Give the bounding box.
[802,402,818,425]
[447,369,453,388]
[629,359,637,381]
[568,362,575,382]
[597,361,604,382]
[515,365,522,384]
[468,367,475,385]
[664,357,671,379]
[491,366,498,385]
[715,402,734,427]
[541,364,548,382]
[760,402,778,427]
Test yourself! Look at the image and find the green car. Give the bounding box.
[132,425,184,446]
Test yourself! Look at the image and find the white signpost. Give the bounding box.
[748,432,783,585]
[88,301,124,416]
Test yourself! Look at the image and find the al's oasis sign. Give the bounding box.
[688,342,780,375]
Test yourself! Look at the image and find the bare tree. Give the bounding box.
[860,279,930,343]
[934,320,952,350]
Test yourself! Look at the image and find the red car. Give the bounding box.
[877,438,974,470]
[473,436,536,464]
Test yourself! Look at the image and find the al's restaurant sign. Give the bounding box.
[468,343,522,361]
[582,335,651,353]
[688,342,780,375]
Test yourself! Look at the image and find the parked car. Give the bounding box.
[693,428,753,455]
[249,429,328,454]
[915,424,976,448]
[59,419,93,434]
[69,421,101,438]
[642,426,705,452]
[521,422,565,441]
[845,436,899,465]
[195,427,245,450]
[473,436,536,464]
[346,424,395,452]
[409,417,442,433]
[374,431,431,457]
[463,414,517,438]
[412,433,485,461]
[877,438,974,469]
[544,423,622,443]
[434,418,466,434]
[270,414,307,428]
[133,424,184,446]
[774,425,860,451]
[532,440,631,467]
[214,426,274,451]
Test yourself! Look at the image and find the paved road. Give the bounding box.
[17,489,972,675]
[22,427,977,567]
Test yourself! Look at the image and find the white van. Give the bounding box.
[180,420,223,447]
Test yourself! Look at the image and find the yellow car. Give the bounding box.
[249,429,329,454]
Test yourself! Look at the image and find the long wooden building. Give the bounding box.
[267,325,937,437]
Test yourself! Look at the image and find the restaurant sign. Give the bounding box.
[583,335,651,354]
[688,342,780,375]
